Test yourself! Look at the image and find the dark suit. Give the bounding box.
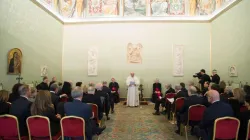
[102,86,114,112]
[10,97,31,136]
[181,88,188,94]
[238,110,250,140]
[8,93,20,103]
[41,107,60,136]
[199,101,234,140]
[109,82,120,103]
[95,90,109,117]
[82,94,103,120]
[152,83,162,103]
[228,99,244,118]
[177,95,204,130]
[37,82,49,91]
[199,74,211,90]
[50,91,60,113]
[64,100,93,140]
[0,101,10,115]
[211,74,220,84]
[154,88,175,112]
[49,81,56,88]
[174,90,188,100]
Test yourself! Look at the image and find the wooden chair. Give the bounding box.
[213,117,240,140]
[181,104,206,140]
[26,115,61,140]
[0,115,28,140]
[60,116,85,140]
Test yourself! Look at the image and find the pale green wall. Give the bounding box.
[211,0,250,84]
[62,23,211,98]
[0,0,63,90]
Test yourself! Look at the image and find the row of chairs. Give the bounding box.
[164,95,250,140]
[0,103,100,140]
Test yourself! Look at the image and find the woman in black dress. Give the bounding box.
[0,90,10,115]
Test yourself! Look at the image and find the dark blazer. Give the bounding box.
[82,94,103,120]
[10,97,31,136]
[8,93,20,103]
[50,91,60,113]
[49,81,56,88]
[37,82,49,91]
[153,83,162,92]
[166,88,175,94]
[0,101,10,115]
[174,90,188,100]
[199,74,211,85]
[64,100,92,140]
[228,99,244,117]
[109,82,119,92]
[41,107,60,136]
[102,86,112,99]
[179,95,204,119]
[199,101,234,140]
[95,90,109,114]
[238,110,250,140]
[211,74,220,84]
[181,88,188,94]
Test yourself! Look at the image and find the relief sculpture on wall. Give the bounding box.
[173,45,184,76]
[88,48,98,76]
[127,43,142,64]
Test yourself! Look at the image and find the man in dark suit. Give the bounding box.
[211,70,220,84]
[153,84,175,115]
[109,78,120,103]
[202,81,209,95]
[64,87,105,140]
[95,83,110,120]
[82,86,104,120]
[102,81,114,115]
[199,90,234,140]
[152,79,162,103]
[176,86,204,134]
[9,85,32,136]
[174,84,189,100]
[49,77,57,88]
[199,69,211,90]
[37,76,49,91]
[180,82,188,94]
[49,83,67,113]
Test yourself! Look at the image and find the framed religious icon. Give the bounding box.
[229,65,238,77]
[7,48,22,75]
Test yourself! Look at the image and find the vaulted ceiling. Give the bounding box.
[32,0,240,23]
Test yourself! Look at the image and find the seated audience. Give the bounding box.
[102,81,114,115]
[176,86,203,135]
[174,84,188,100]
[64,87,105,140]
[220,86,233,100]
[199,90,234,140]
[152,79,162,103]
[0,90,10,115]
[10,85,32,136]
[37,77,49,91]
[76,82,82,87]
[95,83,110,120]
[82,86,104,120]
[83,85,88,95]
[8,83,23,103]
[238,96,250,140]
[202,81,209,95]
[203,83,220,107]
[49,77,57,88]
[30,90,61,136]
[180,82,188,94]
[28,87,37,102]
[228,88,245,117]
[219,81,226,94]
[61,81,73,102]
[194,86,202,96]
[50,83,67,113]
[153,84,175,116]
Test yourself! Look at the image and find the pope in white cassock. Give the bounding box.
[126,72,140,107]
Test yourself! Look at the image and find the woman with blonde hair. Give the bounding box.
[31,90,61,136]
[228,88,246,117]
[0,90,10,115]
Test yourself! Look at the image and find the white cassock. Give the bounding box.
[126,76,140,106]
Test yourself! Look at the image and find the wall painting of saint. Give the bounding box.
[7,48,22,75]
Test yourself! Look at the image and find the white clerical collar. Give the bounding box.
[20,95,28,100]
[212,100,220,104]
[176,90,181,93]
[50,91,55,94]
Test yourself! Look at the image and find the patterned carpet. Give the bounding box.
[98,102,197,140]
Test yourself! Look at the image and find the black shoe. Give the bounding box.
[111,110,114,114]
[96,125,106,135]
[175,130,180,135]
[153,112,160,115]
[107,117,110,120]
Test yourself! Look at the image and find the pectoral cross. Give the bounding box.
[16,75,23,84]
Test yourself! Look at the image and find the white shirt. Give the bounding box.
[20,95,28,100]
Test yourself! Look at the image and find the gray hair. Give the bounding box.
[188,81,195,86]
[19,85,30,96]
[189,86,197,95]
[71,86,83,98]
[225,86,232,93]
[50,83,58,91]
[88,86,95,94]
[175,85,182,91]
[102,81,107,85]
[95,83,103,91]
[166,84,172,88]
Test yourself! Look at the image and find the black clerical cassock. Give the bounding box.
[109,82,120,103]
[152,83,162,103]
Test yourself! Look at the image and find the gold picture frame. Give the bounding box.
[7,48,22,75]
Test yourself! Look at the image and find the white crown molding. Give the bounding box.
[31,0,240,24]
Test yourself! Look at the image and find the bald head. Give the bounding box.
[95,83,103,91]
[130,72,134,77]
[207,90,220,103]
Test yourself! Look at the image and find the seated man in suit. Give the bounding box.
[95,83,110,120]
[198,90,234,140]
[153,84,175,115]
[10,85,32,136]
[64,87,105,140]
[102,81,113,119]
[36,76,49,91]
[174,84,188,100]
[180,82,188,94]
[82,86,104,120]
[176,86,204,134]
[49,83,67,113]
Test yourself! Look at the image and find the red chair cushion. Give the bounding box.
[215,118,239,139]
[0,116,19,137]
[61,118,84,137]
[189,105,206,121]
[52,131,61,140]
[27,117,50,137]
[240,106,248,112]
[175,98,184,111]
